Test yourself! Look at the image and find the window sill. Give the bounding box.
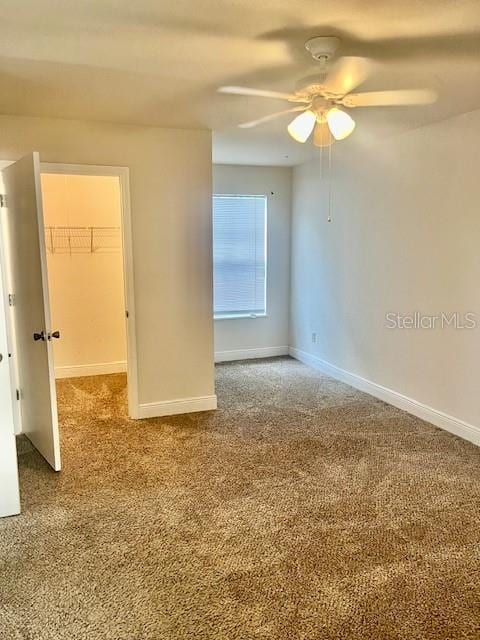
[214,313,267,321]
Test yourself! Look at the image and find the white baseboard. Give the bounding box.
[215,346,289,363]
[289,347,480,447]
[55,361,127,379]
[136,394,217,419]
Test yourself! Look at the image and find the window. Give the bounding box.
[212,195,267,319]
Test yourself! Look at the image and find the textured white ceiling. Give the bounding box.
[0,0,479,165]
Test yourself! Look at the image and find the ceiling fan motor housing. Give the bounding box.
[295,74,331,99]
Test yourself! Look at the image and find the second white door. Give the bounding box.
[2,153,61,471]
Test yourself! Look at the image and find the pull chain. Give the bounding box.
[319,142,323,180]
[319,138,333,223]
[327,142,332,223]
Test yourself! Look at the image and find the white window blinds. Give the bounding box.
[212,195,267,318]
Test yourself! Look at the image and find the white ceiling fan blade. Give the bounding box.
[322,56,372,98]
[238,106,306,129]
[340,89,438,107]
[218,85,298,101]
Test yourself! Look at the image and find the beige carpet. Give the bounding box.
[1,357,479,639]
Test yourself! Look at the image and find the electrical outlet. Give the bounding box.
[311,332,317,343]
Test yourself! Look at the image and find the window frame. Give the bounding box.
[212,193,268,321]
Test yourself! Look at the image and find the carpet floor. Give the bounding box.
[1,357,479,639]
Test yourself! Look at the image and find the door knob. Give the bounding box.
[33,331,45,341]
[49,331,61,340]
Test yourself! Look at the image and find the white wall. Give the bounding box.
[41,174,127,377]
[213,164,291,360]
[0,115,215,416]
[291,108,480,436]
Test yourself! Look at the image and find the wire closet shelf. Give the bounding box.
[45,226,121,254]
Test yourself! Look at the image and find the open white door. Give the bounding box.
[0,237,20,517]
[2,153,61,471]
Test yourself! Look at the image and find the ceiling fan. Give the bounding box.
[218,37,438,146]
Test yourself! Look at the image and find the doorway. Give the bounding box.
[42,173,127,377]
[40,163,138,425]
[0,156,138,484]
[40,170,133,436]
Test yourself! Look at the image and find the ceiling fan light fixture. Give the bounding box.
[287,110,316,143]
[326,107,355,140]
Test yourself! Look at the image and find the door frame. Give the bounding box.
[40,163,139,418]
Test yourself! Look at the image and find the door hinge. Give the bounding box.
[16,389,21,401]
[8,293,15,306]
[0,194,6,208]
[125,310,129,318]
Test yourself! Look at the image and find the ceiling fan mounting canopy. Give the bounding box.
[304,36,341,62]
